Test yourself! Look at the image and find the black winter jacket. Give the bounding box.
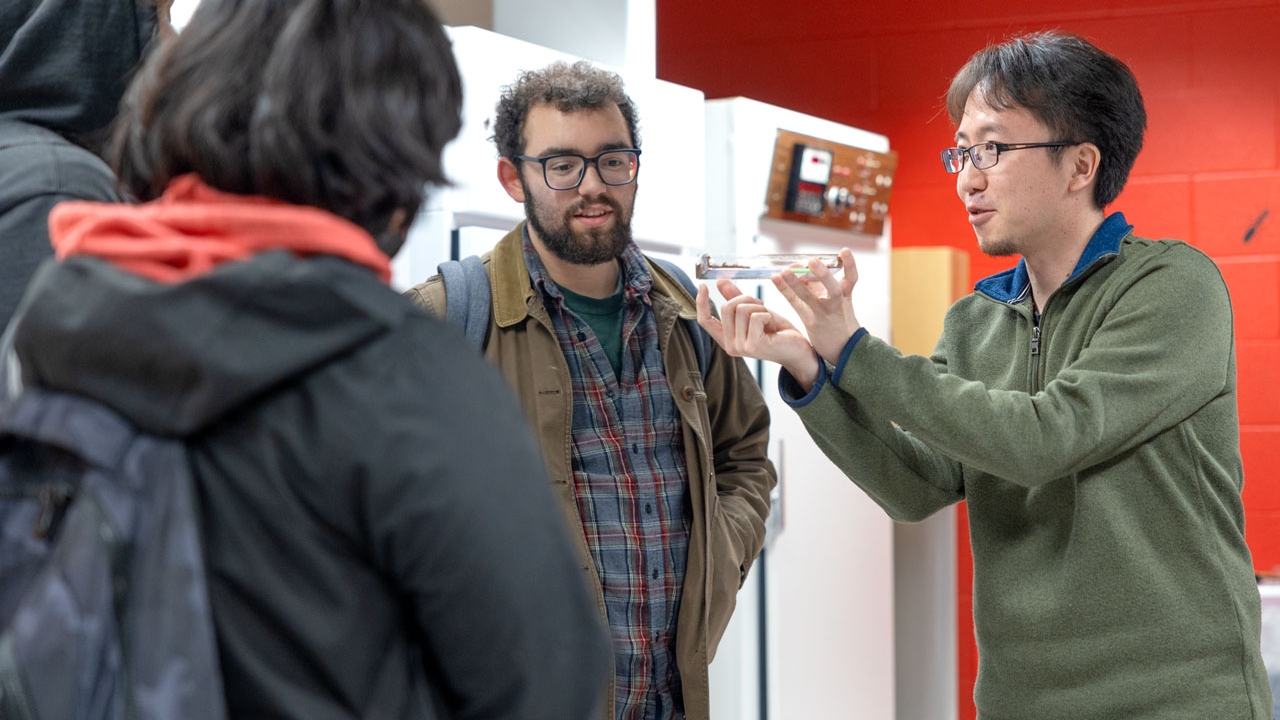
[12,251,612,720]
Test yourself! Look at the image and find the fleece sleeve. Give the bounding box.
[832,244,1233,488]
[782,347,966,523]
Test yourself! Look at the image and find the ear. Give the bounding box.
[1067,142,1101,195]
[386,208,409,235]
[498,158,526,203]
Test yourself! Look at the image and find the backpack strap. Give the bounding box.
[438,255,491,349]
[651,257,713,379]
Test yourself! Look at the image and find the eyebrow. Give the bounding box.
[955,121,1005,144]
[527,141,633,157]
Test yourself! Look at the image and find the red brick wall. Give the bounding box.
[657,2,1280,717]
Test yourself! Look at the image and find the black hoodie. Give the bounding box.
[13,248,612,720]
[0,0,158,328]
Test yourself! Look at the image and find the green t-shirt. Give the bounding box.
[559,281,625,377]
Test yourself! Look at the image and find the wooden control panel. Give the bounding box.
[763,129,898,236]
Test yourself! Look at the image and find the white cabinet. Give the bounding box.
[704,97,896,720]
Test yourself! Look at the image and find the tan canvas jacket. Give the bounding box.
[405,224,775,720]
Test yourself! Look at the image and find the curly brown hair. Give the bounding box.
[491,60,640,160]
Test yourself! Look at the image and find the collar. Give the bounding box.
[973,211,1132,304]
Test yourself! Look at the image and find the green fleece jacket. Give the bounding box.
[783,213,1271,719]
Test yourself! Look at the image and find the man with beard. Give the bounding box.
[406,60,775,720]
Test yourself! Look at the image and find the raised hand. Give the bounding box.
[696,280,821,390]
[771,248,861,365]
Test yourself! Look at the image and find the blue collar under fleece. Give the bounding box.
[973,212,1133,304]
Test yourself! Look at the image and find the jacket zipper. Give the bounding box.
[34,482,75,540]
[1029,317,1041,392]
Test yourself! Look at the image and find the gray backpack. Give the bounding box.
[0,388,226,720]
[438,255,714,377]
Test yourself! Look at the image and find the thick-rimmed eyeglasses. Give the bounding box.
[517,149,642,190]
[940,141,1080,174]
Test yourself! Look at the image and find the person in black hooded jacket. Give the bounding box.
[6,0,612,718]
[0,0,171,329]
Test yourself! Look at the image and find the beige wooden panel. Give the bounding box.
[430,0,493,28]
[890,247,968,356]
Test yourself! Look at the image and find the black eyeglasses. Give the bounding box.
[940,141,1081,173]
[517,149,641,190]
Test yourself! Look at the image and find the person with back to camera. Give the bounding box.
[5,1,612,718]
[0,0,173,331]
[697,30,1272,719]
[406,60,776,720]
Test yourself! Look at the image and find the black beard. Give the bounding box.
[524,194,633,266]
[979,237,1017,257]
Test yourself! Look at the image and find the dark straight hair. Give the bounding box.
[109,0,463,253]
[946,30,1146,209]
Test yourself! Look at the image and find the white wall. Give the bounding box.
[895,514,958,720]
[168,0,196,31]
[168,0,494,31]
[492,0,656,77]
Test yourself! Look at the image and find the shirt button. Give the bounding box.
[577,332,586,342]
[645,503,653,514]
[651,568,659,580]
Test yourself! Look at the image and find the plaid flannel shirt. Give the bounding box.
[524,238,691,720]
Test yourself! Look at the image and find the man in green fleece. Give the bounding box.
[697,30,1272,720]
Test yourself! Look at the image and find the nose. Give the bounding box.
[956,157,986,198]
[577,161,608,195]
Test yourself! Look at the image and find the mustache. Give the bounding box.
[567,195,623,216]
